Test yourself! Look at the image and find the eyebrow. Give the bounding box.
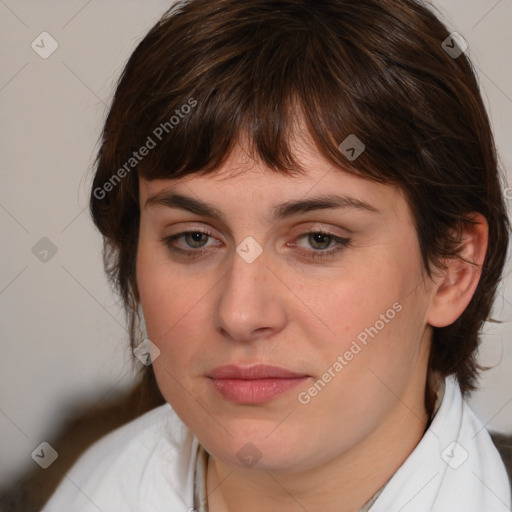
[144,191,379,221]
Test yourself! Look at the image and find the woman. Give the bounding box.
[42,0,511,510]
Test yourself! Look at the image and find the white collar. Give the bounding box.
[369,375,510,511]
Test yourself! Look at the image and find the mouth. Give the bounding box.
[208,364,310,404]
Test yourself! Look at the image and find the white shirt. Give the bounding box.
[41,376,511,512]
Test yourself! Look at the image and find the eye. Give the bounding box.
[161,229,218,256]
[292,231,351,260]
[178,231,211,249]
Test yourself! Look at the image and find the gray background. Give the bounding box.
[1,0,511,487]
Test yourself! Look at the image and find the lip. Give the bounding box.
[208,364,309,404]
[208,364,306,379]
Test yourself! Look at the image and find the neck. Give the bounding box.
[206,377,430,512]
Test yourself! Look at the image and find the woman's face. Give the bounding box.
[136,139,437,473]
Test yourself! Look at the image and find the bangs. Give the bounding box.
[107,0,435,187]
[130,33,365,182]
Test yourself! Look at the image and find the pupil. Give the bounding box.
[187,232,206,247]
[311,233,329,249]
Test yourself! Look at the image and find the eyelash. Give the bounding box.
[161,229,351,261]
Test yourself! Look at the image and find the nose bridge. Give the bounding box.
[214,246,285,340]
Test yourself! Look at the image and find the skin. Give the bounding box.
[136,136,488,512]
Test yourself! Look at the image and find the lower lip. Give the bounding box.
[210,377,308,404]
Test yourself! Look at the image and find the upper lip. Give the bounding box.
[208,364,307,379]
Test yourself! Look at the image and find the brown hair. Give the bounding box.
[90,0,509,399]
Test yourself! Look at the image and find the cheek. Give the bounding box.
[137,258,205,409]
[307,254,413,347]
[308,243,429,383]
[136,238,219,392]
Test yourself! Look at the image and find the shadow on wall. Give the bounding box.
[1,372,511,511]
[0,370,165,512]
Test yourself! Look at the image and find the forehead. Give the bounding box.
[139,142,408,223]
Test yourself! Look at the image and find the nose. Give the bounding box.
[213,247,287,343]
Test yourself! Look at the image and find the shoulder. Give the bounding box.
[41,403,198,512]
[432,376,511,510]
[491,432,512,491]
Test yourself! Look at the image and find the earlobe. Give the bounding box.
[427,213,489,328]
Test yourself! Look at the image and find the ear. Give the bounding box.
[426,213,488,328]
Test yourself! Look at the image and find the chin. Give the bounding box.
[196,421,320,472]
